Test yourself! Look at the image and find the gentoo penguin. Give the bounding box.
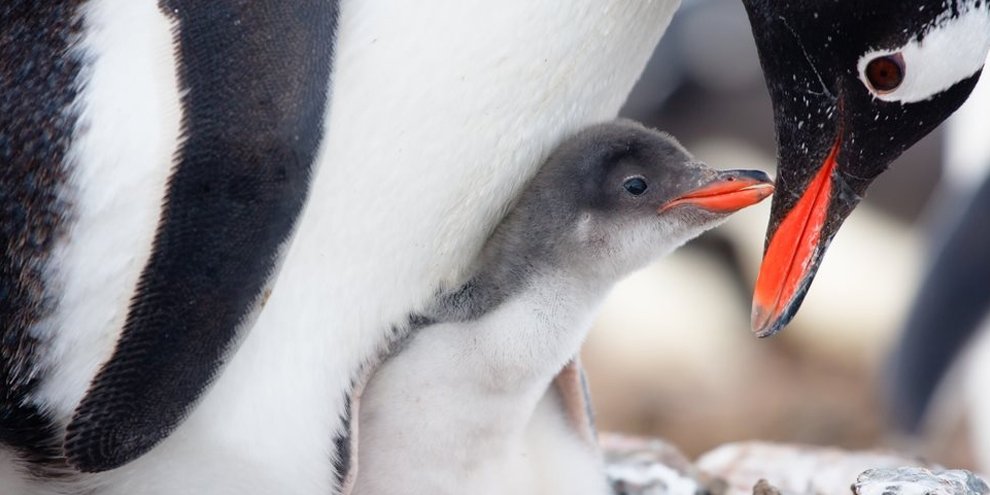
[744,0,990,336]
[352,121,773,495]
[2,0,337,490]
[1,1,988,494]
[3,2,681,493]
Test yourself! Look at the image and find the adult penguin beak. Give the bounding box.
[741,0,989,338]
[750,134,862,338]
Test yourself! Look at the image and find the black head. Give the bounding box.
[505,120,773,277]
[741,0,990,336]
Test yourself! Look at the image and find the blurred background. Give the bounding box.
[582,0,990,472]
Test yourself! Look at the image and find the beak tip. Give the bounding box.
[753,325,782,339]
[747,169,774,185]
[751,303,784,338]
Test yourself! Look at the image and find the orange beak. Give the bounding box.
[660,169,774,214]
[751,138,841,337]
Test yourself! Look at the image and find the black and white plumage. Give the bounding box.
[1,1,85,472]
[745,0,990,336]
[352,121,772,495]
[2,1,678,493]
[2,0,338,491]
[1,0,988,494]
[64,1,338,472]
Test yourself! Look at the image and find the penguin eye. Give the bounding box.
[864,54,904,93]
[623,177,648,196]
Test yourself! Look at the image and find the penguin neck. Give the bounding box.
[433,225,615,396]
[435,211,616,323]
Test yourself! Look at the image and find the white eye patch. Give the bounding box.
[857,3,990,103]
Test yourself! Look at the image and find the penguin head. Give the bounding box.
[741,0,990,336]
[518,121,773,278]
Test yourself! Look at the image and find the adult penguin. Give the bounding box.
[745,1,990,336]
[1,1,987,494]
[3,2,680,493]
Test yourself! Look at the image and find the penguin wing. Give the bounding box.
[552,357,598,446]
[64,1,340,472]
[890,174,990,432]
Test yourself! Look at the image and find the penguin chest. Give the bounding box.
[186,0,680,486]
[2,0,681,492]
[282,0,682,368]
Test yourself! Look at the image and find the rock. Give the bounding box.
[602,438,990,495]
[853,467,989,495]
[695,442,930,495]
[752,479,783,495]
[602,433,727,495]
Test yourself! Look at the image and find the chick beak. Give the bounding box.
[659,169,774,214]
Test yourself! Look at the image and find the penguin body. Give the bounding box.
[121,3,676,493]
[352,121,773,495]
[2,0,190,480]
[3,0,989,493]
[2,1,681,493]
[3,0,337,489]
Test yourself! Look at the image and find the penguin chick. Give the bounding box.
[351,120,773,495]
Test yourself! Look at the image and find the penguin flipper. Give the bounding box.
[890,174,990,432]
[552,357,598,446]
[64,0,339,472]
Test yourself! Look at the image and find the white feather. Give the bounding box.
[352,200,724,494]
[33,0,181,426]
[858,4,990,103]
[44,1,681,494]
[944,54,990,189]
[353,273,611,495]
[1,1,181,492]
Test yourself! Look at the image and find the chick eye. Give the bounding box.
[865,54,905,93]
[623,177,648,196]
